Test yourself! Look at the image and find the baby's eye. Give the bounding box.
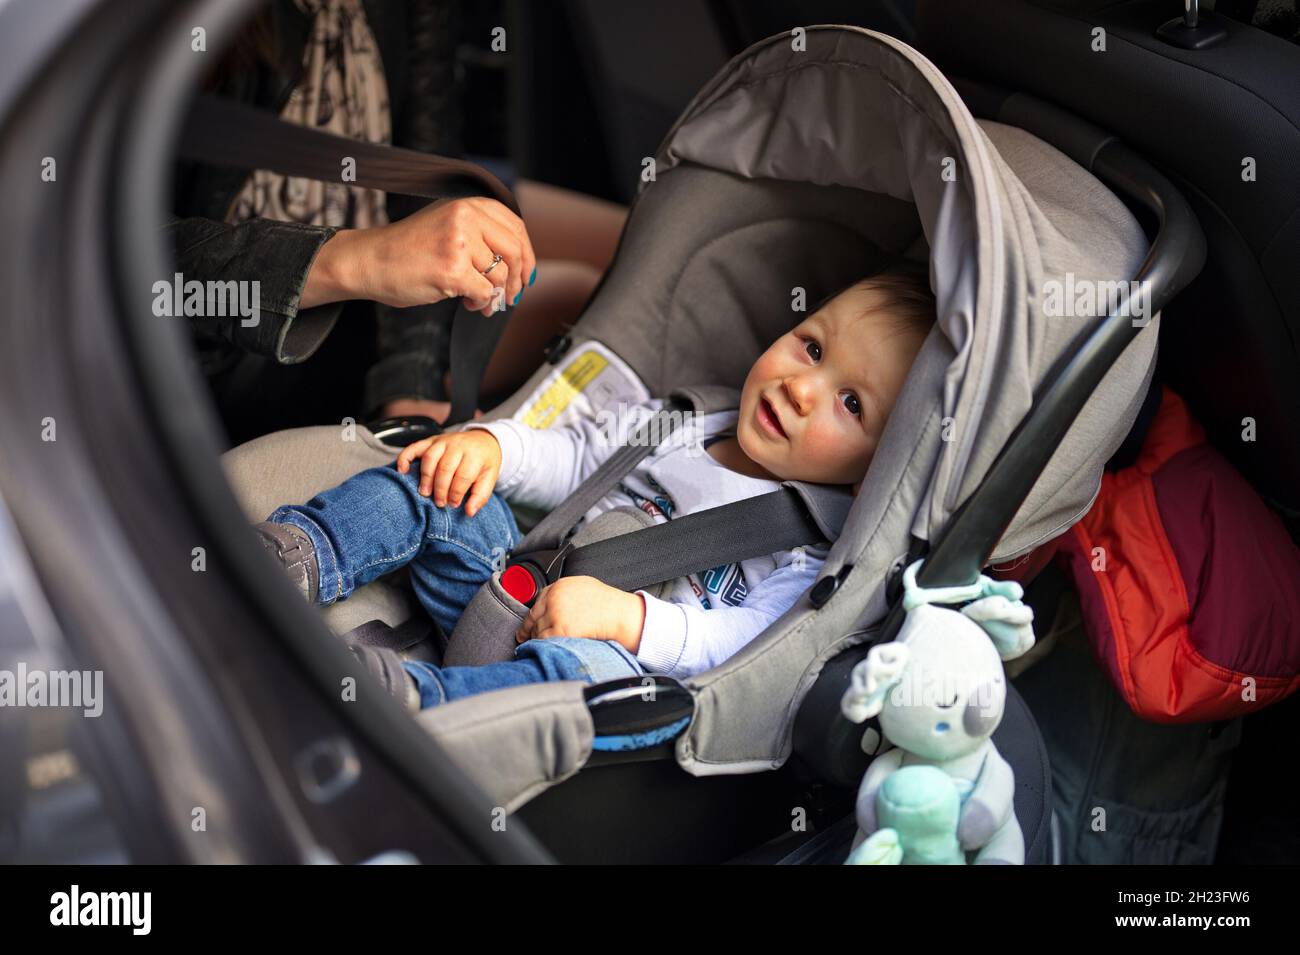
[803,338,822,362]
[841,392,862,417]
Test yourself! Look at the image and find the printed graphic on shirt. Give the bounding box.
[614,465,756,611]
[618,479,676,520]
[700,562,749,608]
[687,576,708,606]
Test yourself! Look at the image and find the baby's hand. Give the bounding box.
[515,576,646,653]
[395,430,502,516]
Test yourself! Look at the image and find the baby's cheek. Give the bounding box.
[802,428,870,481]
[746,353,779,387]
[800,429,844,465]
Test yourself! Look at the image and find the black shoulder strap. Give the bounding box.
[516,396,694,552]
[177,95,516,424]
[512,386,852,592]
[562,486,829,593]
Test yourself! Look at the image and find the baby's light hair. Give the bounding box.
[814,265,937,339]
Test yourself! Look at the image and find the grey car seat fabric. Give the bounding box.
[563,28,1153,780]
[222,423,417,635]
[222,26,1156,814]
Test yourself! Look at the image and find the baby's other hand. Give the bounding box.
[515,576,646,653]
[395,430,503,515]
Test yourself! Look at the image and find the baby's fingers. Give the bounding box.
[464,470,496,517]
[516,606,538,644]
[432,449,464,507]
[417,442,447,496]
[396,437,436,474]
[447,462,479,508]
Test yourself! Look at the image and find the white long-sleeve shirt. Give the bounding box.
[464,399,827,680]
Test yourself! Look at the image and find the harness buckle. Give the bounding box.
[500,542,574,607]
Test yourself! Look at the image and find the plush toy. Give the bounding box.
[841,561,1035,865]
[845,764,964,865]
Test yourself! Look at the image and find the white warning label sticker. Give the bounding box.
[515,340,650,430]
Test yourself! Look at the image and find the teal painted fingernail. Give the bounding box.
[529,266,537,286]
[513,289,522,306]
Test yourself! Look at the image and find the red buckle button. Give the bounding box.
[501,564,538,605]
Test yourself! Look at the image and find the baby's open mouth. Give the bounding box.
[758,397,787,439]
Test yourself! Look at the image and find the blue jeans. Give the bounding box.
[268,464,645,708]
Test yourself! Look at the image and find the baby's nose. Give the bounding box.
[783,376,814,414]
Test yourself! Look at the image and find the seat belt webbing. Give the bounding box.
[513,392,832,593]
[563,487,825,593]
[516,397,693,553]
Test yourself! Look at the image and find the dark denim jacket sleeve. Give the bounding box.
[167,215,344,364]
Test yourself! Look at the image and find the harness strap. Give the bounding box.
[515,396,694,553]
[505,389,850,601]
[562,486,825,592]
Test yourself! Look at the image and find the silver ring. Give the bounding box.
[482,254,503,276]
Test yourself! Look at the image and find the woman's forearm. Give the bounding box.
[300,229,362,309]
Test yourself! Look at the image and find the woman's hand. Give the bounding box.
[515,576,646,653]
[302,197,537,317]
[395,429,503,515]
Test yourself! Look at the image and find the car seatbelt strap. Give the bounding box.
[507,395,837,597]
[514,397,694,553]
[562,487,826,593]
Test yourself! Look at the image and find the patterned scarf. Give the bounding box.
[226,0,391,229]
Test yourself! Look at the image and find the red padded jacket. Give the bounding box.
[1050,386,1300,723]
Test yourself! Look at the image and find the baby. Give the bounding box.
[256,267,935,710]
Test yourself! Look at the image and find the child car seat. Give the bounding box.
[213,24,1204,862]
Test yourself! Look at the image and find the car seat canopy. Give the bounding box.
[571,26,1154,567]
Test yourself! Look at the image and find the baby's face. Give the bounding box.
[736,284,929,486]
